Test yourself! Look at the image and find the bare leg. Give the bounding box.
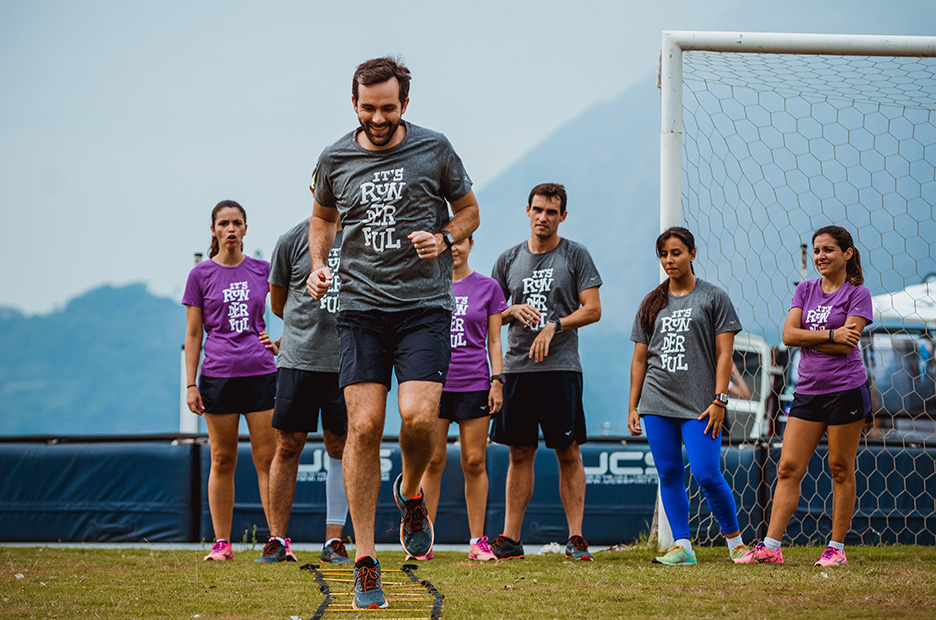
[459,416,492,539]
[203,413,241,541]
[397,380,443,499]
[244,409,276,528]
[766,417,827,541]
[342,382,388,560]
[266,430,307,537]
[555,442,586,538]
[826,418,865,543]
[421,418,452,523]
[323,428,348,541]
[502,445,536,540]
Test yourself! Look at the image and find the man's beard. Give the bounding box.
[361,120,400,147]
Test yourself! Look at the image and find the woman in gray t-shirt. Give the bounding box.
[628,227,748,565]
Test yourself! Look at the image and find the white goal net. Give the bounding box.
[659,31,936,546]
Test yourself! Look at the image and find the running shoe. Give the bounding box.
[730,543,751,562]
[321,539,352,564]
[284,537,298,562]
[468,536,497,561]
[392,473,433,558]
[203,539,233,561]
[815,546,847,567]
[734,541,783,564]
[255,537,287,563]
[565,535,594,561]
[353,557,388,610]
[489,535,525,560]
[404,550,434,561]
[653,545,697,565]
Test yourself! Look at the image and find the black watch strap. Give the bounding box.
[491,374,506,384]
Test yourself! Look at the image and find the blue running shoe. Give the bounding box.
[255,537,287,563]
[321,539,353,564]
[392,473,433,558]
[353,557,388,610]
[565,535,594,561]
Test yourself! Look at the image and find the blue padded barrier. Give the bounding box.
[0,441,196,542]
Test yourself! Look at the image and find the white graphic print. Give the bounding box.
[805,304,832,330]
[451,295,468,347]
[360,167,405,253]
[659,308,692,372]
[522,268,553,330]
[320,247,341,313]
[223,281,250,332]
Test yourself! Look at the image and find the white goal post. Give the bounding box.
[654,31,936,551]
[661,30,936,229]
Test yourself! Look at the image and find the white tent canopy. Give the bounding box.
[872,281,936,327]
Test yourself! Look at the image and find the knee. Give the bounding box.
[349,415,384,440]
[555,444,582,468]
[461,451,486,476]
[211,450,237,475]
[427,448,448,472]
[828,459,855,485]
[693,468,726,492]
[509,446,536,467]
[399,415,436,440]
[276,436,306,461]
[776,458,806,482]
[324,433,346,460]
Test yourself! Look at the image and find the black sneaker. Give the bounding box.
[490,535,525,560]
[254,537,286,563]
[392,473,433,557]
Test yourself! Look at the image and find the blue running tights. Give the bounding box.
[643,415,740,540]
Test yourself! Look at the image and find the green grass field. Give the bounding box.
[3,544,936,619]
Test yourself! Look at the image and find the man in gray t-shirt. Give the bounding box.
[306,57,479,599]
[255,221,353,565]
[489,183,602,562]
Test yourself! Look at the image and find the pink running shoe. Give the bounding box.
[203,539,234,561]
[815,547,847,566]
[284,537,298,562]
[469,536,497,561]
[734,541,783,564]
[405,550,434,561]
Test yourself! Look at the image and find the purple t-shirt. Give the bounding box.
[445,272,508,392]
[791,278,873,395]
[182,256,277,378]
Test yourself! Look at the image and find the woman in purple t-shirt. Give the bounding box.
[738,226,873,567]
[183,200,277,562]
[420,235,507,562]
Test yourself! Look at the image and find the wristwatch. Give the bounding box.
[550,317,562,332]
[714,393,729,406]
[491,374,506,384]
[441,231,455,249]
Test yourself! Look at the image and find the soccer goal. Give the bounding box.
[657,31,936,548]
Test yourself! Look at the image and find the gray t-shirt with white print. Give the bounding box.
[312,122,473,312]
[493,237,602,374]
[630,279,742,420]
[268,222,342,373]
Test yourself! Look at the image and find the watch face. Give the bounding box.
[444,231,455,247]
[716,393,729,404]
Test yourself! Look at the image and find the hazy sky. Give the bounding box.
[2,0,935,314]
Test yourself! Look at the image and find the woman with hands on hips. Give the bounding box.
[628,226,749,565]
[183,200,277,562]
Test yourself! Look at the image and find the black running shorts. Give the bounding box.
[272,367,347,434]
[198,373,276,415]
[490,371,587,449]
[788,383,871,426]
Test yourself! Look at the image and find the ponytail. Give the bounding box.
[639,280,671,337]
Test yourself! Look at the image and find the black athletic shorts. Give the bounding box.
[336,307,451,389]
[490,371,587,449]
[788,383,871,426]
[272,368,347,434]
[199,373,276,415]
[439,390,491,422]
